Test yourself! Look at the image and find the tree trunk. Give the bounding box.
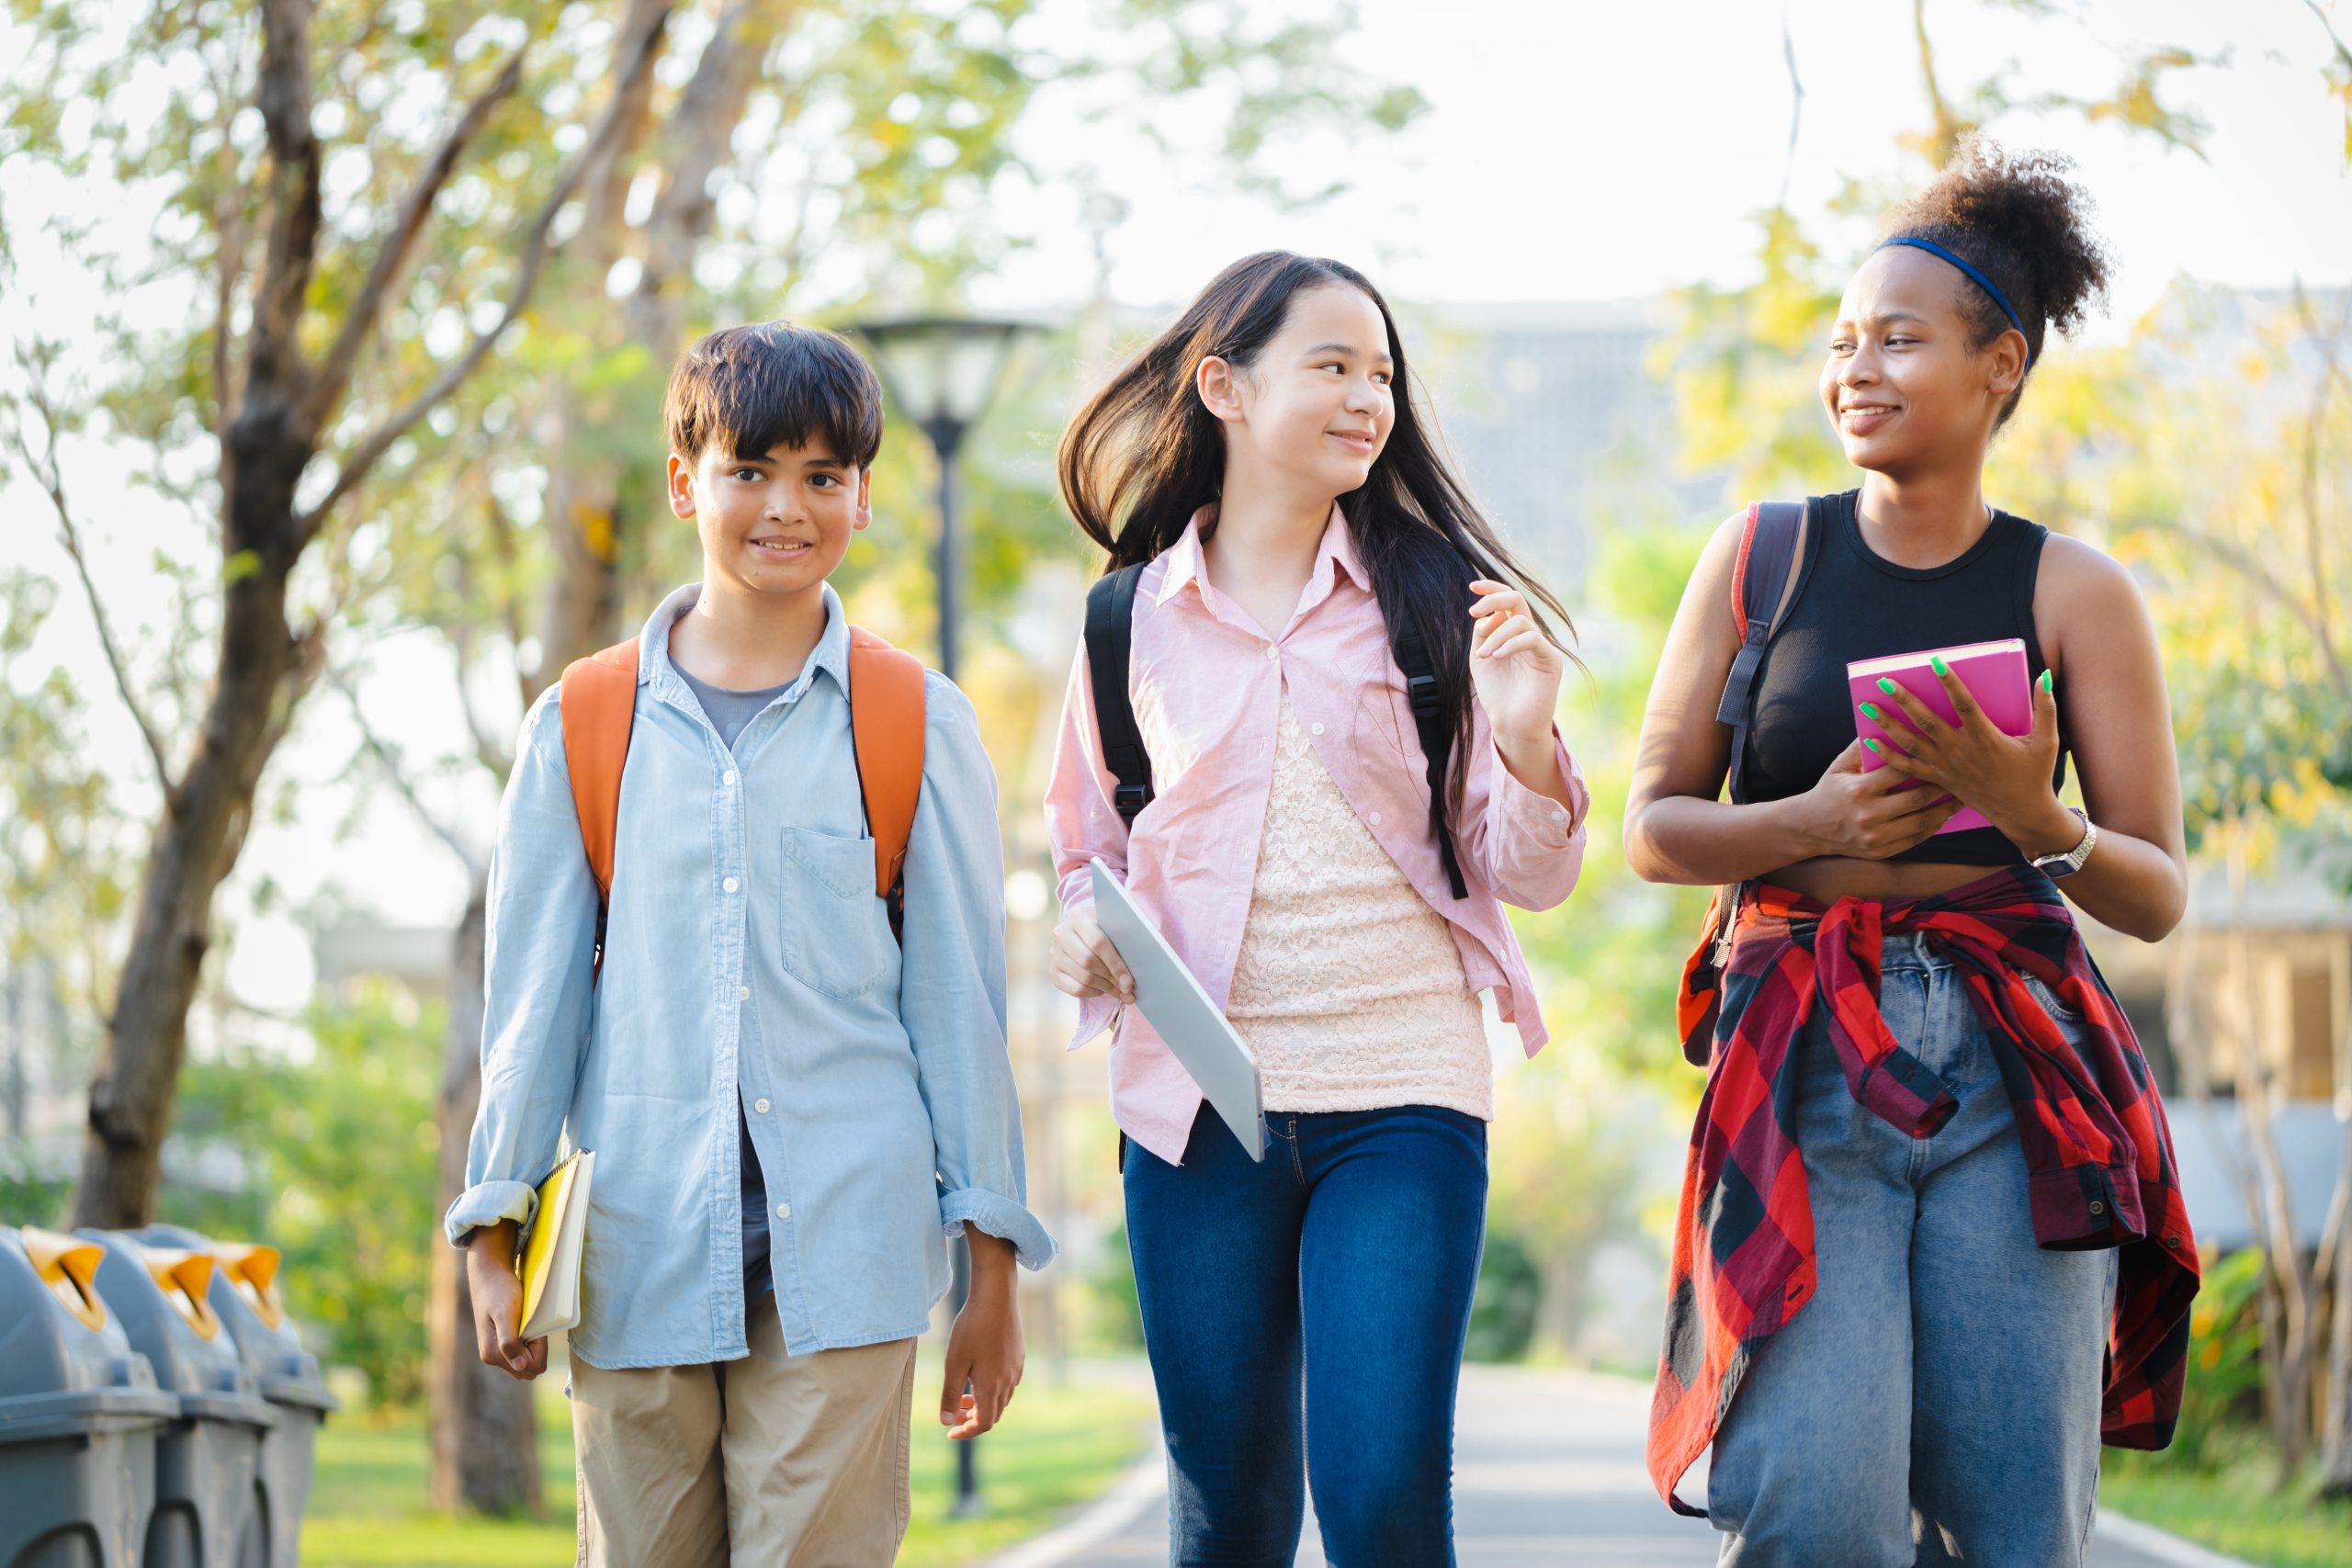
[427,874,542,1514]
[70,429,316,1226]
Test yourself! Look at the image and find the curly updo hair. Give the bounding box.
[1884,138,2113,426]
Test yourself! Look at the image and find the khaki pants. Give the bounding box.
[571,1303,918,1568]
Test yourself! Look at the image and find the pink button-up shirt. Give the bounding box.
[1044,505,1590,1164]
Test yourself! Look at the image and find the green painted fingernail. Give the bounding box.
[1863,738,1883,754]
[1877,677,1899,696]
[1860,701,1883,722]
[1929,655,1949,677]
[2039,670,2053,693]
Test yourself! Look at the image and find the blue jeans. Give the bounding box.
[1123,1104,1487,1566]
[1707,932,2119,1566]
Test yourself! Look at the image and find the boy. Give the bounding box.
[446,321,1053,1565]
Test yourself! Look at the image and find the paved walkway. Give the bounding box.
[990,1364,2214,1567]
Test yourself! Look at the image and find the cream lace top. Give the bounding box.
[1224,694,1493,1119]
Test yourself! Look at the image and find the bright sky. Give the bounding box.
[5,0,2347,1013]
[981,0,2352,325]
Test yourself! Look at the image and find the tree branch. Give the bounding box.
[329,667,480,874]
[2120,511,2352,697]
[293,8,673,544]
[2290,283,2348,686]
[207,48,252,453]
[4,361,177,795]
[245,0,324,420]
[1912,0,1965,164]
[302,51,527,437]
[1776,13,1804,209]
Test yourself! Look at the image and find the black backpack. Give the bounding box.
[1678,497,1823,1065]
[1081,562,1469,900]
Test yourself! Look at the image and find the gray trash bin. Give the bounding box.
[0,1226,178,1568]
[80,1232,277,1568]
[137,1227,338,1567]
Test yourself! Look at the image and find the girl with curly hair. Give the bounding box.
[1627,142,2201,1564]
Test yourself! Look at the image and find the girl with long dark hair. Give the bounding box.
[1043,251,1590,1562]
[1627,143,2199,1563]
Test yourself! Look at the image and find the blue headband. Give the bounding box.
[1877,236,2034,368]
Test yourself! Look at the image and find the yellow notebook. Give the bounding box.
[517,1148,594,1342]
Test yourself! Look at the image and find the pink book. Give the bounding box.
[1848,637,2031,835]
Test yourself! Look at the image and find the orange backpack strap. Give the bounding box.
[845,627,927,924]
[560,638,642,905]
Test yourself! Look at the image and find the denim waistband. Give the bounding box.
[1875,930,1950,974]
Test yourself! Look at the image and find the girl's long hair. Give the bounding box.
[1057,250,1576,853]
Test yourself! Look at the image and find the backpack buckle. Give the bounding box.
[1114,784,1151,820]
[1406,671,1441,720]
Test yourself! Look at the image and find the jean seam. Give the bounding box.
[1286,1117,1307,1189]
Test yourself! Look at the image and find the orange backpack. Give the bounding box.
[559,627,927,958]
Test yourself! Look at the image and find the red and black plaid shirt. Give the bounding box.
[1646,865,2199,1516]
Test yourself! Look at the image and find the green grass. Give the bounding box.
[2101,1450,2352,1568]
[299,1368,1153,1568]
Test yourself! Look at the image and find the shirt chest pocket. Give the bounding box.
[777,828,893,999]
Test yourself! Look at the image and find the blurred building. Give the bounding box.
[1410,299,1723,595]
[2087,863,2352,1254]
[0,958,83,1187]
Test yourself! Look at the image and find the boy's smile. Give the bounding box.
[668,440,871,600]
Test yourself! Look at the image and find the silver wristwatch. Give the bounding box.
[2030,807,2097,879]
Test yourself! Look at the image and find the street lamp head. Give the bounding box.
[850,316,1041,460]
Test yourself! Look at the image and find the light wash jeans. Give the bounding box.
[1708,931,2119,1566]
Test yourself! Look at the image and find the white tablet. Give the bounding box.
[1089,858,1266,1162]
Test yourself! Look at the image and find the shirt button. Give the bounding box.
[1263,644,1278,660]
[752,1097,771,1115]
[739,985,750,1002]
[1368,811,1382,827]
[2088,1200,2106,1216]
[774,1202,791,1221]
[722,769,737,786]
[1310,722,1326,736]
[723,876,740,893]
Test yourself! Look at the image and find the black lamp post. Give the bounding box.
[851,316,1037,682]
[850,314,1035,1517]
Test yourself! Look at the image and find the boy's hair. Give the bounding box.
[664,321,885,469]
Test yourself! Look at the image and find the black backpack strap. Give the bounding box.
[1709,499,1817,964]
[1393,625,1468,901]
[1084,563,1154,825]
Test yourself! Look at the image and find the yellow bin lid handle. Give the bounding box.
[19,1225,108,1332]
[215,1242,285,1327]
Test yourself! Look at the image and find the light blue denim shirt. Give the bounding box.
[446,582,1055,1369]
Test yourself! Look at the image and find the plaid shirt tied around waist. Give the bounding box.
[1646,865,2199,1516]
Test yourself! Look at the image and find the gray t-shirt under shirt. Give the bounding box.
[676,665,792,1310]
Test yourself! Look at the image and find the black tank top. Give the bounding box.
[1740,490,2071,867]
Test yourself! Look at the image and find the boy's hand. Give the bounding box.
[1048,908,1134,1004]
[466,1221,549,1381]
[940,1232,1023,1440]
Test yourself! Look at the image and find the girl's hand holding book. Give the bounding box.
[1860,663,2076,857]
[1049,908,1136,1003]
[1792,740,1964,861]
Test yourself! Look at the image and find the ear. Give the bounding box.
[1195,355,1246,426]
[667,452,696,519]
[852,467,873,531]
[1987,327,2029,399]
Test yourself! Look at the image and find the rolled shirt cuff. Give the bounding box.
[940,1187,1058,1270]
[443,1179,539,1249]
[1489,730,1589,845]
[1067,992,1120,1051]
